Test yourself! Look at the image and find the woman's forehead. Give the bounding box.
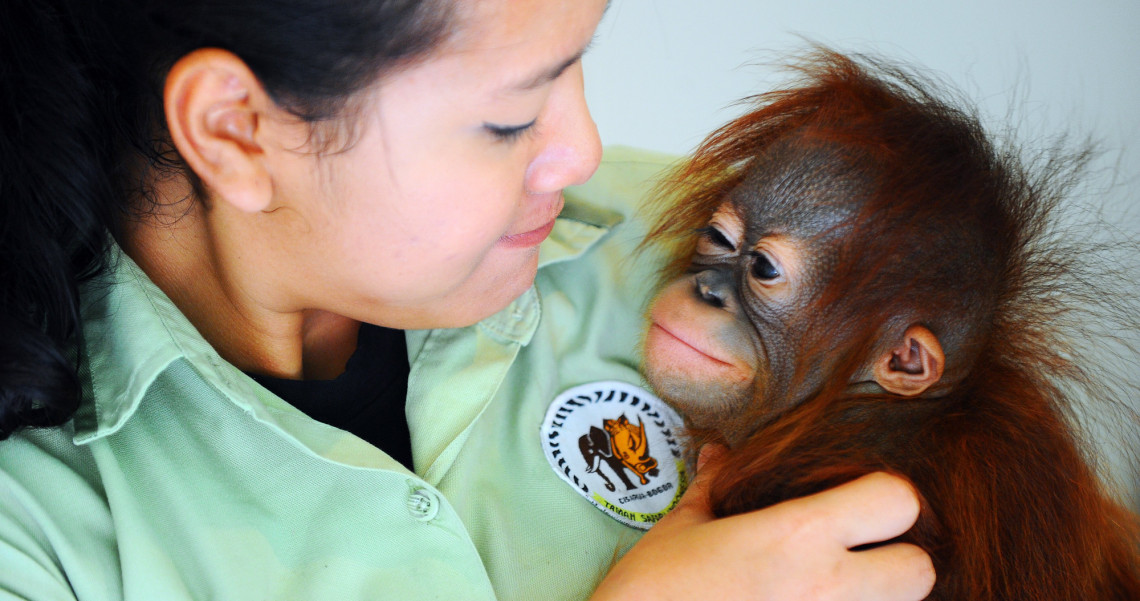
[450,0,607,43]
[442,0,606,83]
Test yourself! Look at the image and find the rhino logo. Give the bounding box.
[579,414,660,492]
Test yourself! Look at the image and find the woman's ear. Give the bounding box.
[164,48,273,213]
[872,324,944,397]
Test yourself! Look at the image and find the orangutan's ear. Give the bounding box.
[872,325,944,397]
[164,48,273,213]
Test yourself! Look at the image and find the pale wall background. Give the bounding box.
[582,0,1140,506]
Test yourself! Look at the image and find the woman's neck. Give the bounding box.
[118,183,359,380]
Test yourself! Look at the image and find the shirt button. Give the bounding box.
[407,488,440,522]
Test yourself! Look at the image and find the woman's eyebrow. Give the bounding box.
[507,0,608,93]
[510,45,589,92]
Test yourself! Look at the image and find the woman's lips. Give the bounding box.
[498,218,557,248]
[499,194,564,248]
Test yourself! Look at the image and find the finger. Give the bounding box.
[696,443,728,472]
[802,472,921,548]
[846,541,936,601]
[653,444,728,528]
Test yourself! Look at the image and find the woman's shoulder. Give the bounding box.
[563,145,682,221]
[550,145,681,264]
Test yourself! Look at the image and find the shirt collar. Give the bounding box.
[72,196,623,442]
[73,246,203,442]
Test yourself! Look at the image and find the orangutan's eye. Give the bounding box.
[696,225,737,255]
[750,252,782,281]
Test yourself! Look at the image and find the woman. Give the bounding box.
[0,0,934,599]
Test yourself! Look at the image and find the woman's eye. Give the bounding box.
[696,226,736,252]
[750,253,781,281]
[484,119,538,143]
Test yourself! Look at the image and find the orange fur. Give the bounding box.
[647,49,1140,600]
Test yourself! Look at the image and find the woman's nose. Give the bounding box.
[525,63,603,194]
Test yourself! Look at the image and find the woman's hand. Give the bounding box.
[591,445,935,601]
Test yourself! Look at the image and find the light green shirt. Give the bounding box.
[0,147,679,601]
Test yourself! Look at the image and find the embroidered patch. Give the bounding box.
[541,381,688,530]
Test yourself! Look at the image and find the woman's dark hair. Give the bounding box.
[0,0,455,439]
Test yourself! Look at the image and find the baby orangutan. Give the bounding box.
[642,49,1140,600]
